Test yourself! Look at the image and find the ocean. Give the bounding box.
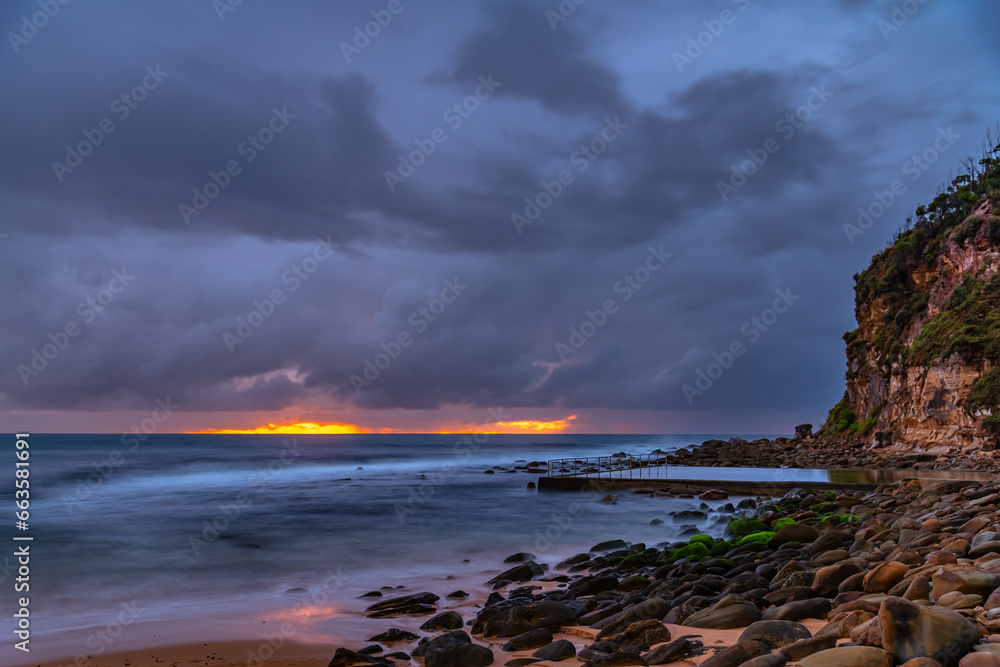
[0,433,771,643]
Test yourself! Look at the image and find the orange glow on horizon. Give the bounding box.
[190,415,579,435]
[436,415,578,434]
[191,421,370,435]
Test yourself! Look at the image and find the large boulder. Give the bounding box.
[798,646,893,667]
[877,595,978,667]
[739,620,811,648]
[932,568,1000,600]
[483,600,584,637]
[700,640,769,667]
[682,594,761,629]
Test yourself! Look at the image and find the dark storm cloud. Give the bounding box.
[0,0,998,428]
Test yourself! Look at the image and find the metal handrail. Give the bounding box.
[545,453,669,479]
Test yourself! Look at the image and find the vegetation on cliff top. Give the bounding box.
[826,127,1000,435]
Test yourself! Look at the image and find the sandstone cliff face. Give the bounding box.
[828,171,1000,449]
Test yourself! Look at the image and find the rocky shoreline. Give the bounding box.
[661,437,1000,473]
[331,472,1000,667]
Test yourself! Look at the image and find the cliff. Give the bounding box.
[824,131,1000,449]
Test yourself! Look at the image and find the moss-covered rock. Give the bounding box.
[724,518,769,539]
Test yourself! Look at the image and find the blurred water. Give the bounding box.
[0,433,770,637]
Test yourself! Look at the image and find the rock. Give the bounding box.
[970,542,1000,559]
[772,523,820,546]
[426,642,494,667]
[738,620,812,648]
[531,640,576,662]
[447,590,470,599]
[741,655,788,667]
[813,562,862,597]
[932,569,1000,600]
[504,552,536,563]
[878,595,978,667]
[936,591,983,609]
[899,659,943,667]
[725,518,770,539]
[366,592,440,618]
[778,635,838,661]
[590,540,629,552]
[483,601,584,637]
[505,660,540,667]
[501,629,553,652]
[805,530,852,556]
[798,646,893,667]
[604,620,671,649]
[576,648,611,663]
[700,640,769,667]
[642,638,696,665]
[422,611,464,631]
[699,489,729,500]
[863,561,910,593]
[368,629,420,643]
[487,562,544,586]
[961,655,1000,667]
[795,423,813,438]
[588,654,646,667]
[682,594,762,629]
[904,576,933,600]
[594,598,671,636]
[761,598,832,621]
[571,575,620,597]
[328,649,388,667]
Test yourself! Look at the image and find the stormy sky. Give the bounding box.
[1,0,998,434]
